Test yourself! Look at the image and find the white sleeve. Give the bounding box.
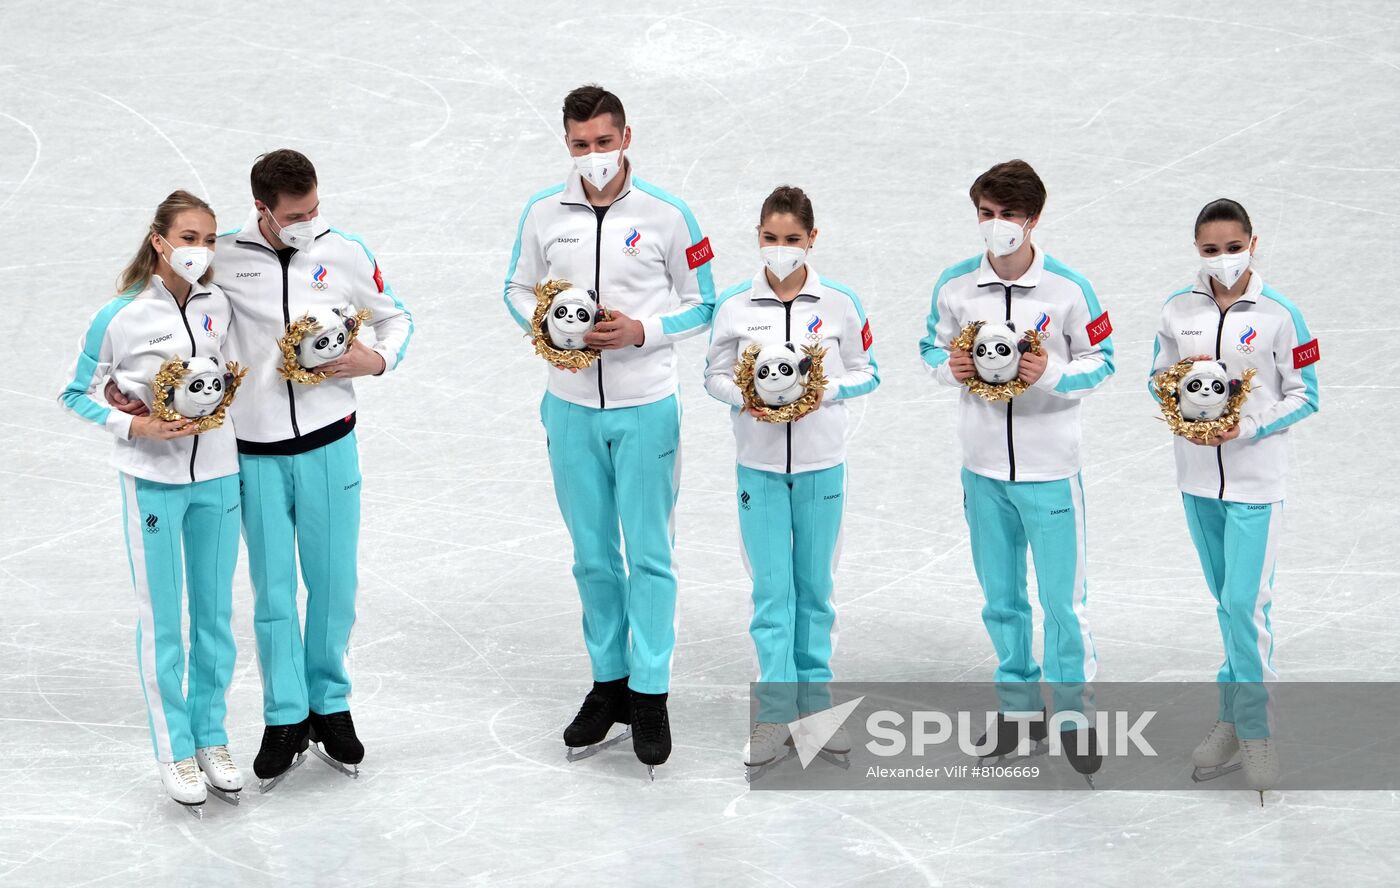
[1032,280,1115,400]
[1239,306,1319,439]
[504,200,546,336]
[638,204,716,346]
[824,295,879,403]
[57,302,133,440]
[702,304,745,407]
[918,279,961,387]
[346,239,413,373]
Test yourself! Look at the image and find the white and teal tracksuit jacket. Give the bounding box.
[1150,269,1320,737]
[504,163,717,408]
[504,163,716,694]
[919,247,1115,482]
[216,209,415,445]
[215,211,414,725]
[1149,268,1319,503]
[919,247,1114,713]
[58,275,242,762]
[704,265,879,721]
[58,276,238,484]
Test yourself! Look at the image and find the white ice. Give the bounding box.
[2,1,1398,885]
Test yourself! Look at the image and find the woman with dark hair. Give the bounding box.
[1149,198,1320,801]
[704,186,879,776]
[58,191,243,816]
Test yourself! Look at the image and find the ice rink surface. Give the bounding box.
[2,0,1398,885]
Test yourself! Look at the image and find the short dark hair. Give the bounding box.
[562,84,626,131]
[969,159,1046,218]
[760,185,816,231]
[1194,198,1252,238]
[251,149,318,210]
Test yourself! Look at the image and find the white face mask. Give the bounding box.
[159,235,211,284]
[1201,250,1252,288]
[979,217,1030,257]
[574,149,622,190]
[265,208,328,251]
[760,245,807,282]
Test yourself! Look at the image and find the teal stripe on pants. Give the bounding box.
[540,393,681,695]
[120,472,241,762]
[961,468,1096,715]
[737,463,845,723]
[1181,494,1280,738]
[239,432,362,725]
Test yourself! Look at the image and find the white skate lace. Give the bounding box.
[203,746,237,777]
[749,722,785,748]
[174,758,201,785]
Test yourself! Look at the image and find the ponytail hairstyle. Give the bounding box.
[116,190,216,295]
[760,185,816,232]
[1194,198,1252,239]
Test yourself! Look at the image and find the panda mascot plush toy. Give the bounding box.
[169,355,229,419]
[753,342,812,407]
[1177,360,1235,422]
[972,321,1023,385]
[545,286,597,350]
[296,305,361,370]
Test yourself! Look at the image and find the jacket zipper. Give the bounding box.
[276,249,302,437]
[174,291,200,483]
[783,301,794,474]
[1211,298,1244,499]
[1000,285,1016,482]
[593,209,606,409]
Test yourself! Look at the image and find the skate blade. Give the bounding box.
[257,751,307,794]
[745,748,798,784]
[1190,761,1243,783]
[309,743,360,779]
[177,800,204,821]
[979,739,1049,765]
[817,749,852,770]
[565,727,633,763]
[206,785,242,806]
[646,765,656,782]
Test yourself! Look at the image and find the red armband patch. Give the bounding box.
[686,237,714,270]
[372,262,384,293]
[861,319,873,351]
[1293,338,1320,368]
[1086,311,1112,345]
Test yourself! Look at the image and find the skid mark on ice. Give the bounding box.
[0,111,40,220]
[363,565,520,698]
[85,89,207,198]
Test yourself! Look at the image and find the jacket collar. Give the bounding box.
[559,159,635,207]
[750,264,820,302]
[145,273,210,302]
[977,244,1044,289]
[233,208,278,251]
[1191,266,1263,304]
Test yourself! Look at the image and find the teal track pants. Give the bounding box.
[239,432,362,725]
[737,463,845,723]
[1182,494,1281,739]
[962,468,1097,714]
[119,472,241,762]
[541,393,681,695]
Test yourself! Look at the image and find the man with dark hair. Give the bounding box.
[918,159,1114,779]
[116,148,415,789]
[504,84,716,778]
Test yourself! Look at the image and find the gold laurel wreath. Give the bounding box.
[1152,358,1256,440]
[733,343,830,424]
[150,357,249,433]
[949,321,1045,402]
[277,307,373,385]
[529,279,606,370]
